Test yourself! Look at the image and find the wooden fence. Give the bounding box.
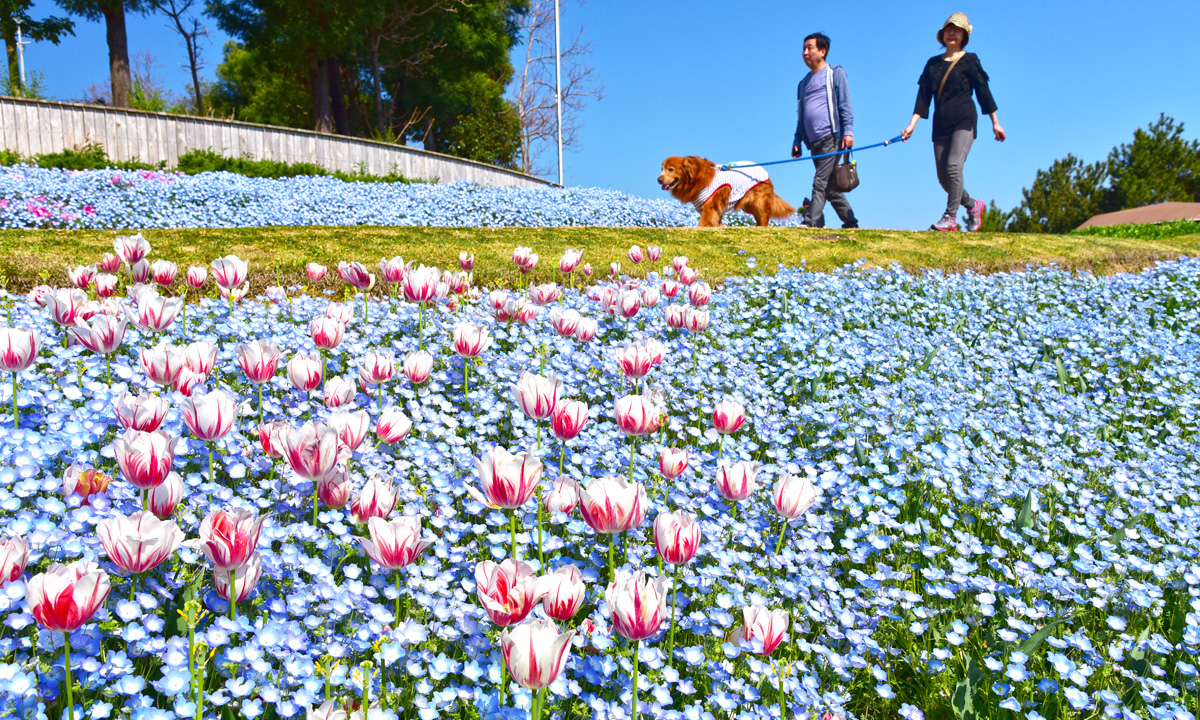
[0,96,554,188]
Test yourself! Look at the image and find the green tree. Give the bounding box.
[207,41,310,127]
[445,97,521,167]
[1007,154,1110,234]
[56,0,152,107]
[1106,113,1200,209]
[978,201,1012,233]
[0,0,74,95]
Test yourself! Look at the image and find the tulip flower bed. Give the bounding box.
[0,166,734,230]
[0,235,1198,720]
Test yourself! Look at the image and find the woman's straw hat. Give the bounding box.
[937,12,973,46]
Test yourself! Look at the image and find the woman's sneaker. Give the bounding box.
[964,198,986,232]
[931,214,959,232]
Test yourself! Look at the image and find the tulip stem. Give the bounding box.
[668,563,681,666]
[536,489,544,566]
[628,438,636,484]
[499,656,508,708]
[509,510,518,561]
[419,304,425,350]
[718,434,724,462]
[394,570,402,622]
[105,353,112,386]
[377,385,384,417]
[229,569,237,621]
[10,371,16,429]
[463,361,470,397]
[776,659,787,720]
[208,443,216,485]
[313,483,320,527]
[774,520,789,555]
[607,533,615,583]
[257,383,264,426]
[62,631,75,720]
[558,442,565,477]
[533,688,544,720]
[631,640,640,720]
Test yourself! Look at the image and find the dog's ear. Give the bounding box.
[680,156,699,180]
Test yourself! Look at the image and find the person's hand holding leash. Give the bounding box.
[791,144,801,158]
[841,135,854,150]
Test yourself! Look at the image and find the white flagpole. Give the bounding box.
[15,20,29,88]
[554,0,563,186]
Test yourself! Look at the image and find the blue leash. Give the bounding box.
[719,134,906,171]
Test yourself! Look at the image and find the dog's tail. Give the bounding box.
[769,194,796,220]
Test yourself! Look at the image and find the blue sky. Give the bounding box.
[21,0,1200,230]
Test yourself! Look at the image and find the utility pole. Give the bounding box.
[554,0,563,186]
[15,19,30,90]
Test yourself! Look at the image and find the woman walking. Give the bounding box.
[901,12,1005,231]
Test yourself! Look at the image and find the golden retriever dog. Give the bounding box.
[658,156,795,227]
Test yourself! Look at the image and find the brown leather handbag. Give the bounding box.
[833,154,859,193]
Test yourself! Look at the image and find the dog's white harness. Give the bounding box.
[691,163,770,213]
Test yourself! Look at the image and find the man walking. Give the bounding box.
[792,32,859,229]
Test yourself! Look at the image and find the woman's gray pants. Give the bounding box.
[934,129,975,217]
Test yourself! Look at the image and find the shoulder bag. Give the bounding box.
[833,153,859,193]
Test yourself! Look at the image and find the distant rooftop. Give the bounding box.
[1077,201,1200,229]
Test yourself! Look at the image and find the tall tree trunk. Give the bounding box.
[102,3,132,107]
[310,56,332,133]
[328,56,347,136]
[2,13,20,93]
[186,36,202,113]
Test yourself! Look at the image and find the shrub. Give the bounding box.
[32,145,157,172]
[175,148,412,183]
[1072,219,1200,240]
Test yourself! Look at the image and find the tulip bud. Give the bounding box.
[477,558,542,626]
[551,400,589,441]
[574,317,598,343]
[317,466,354,509]
[213,552,263,602]
[716,460,761,502]
[459,252,475,272]
[287,352,324,392]
[658,447,689,479]
[306,263,327,282]
[0,535,30,584]
[350,475,398,523]
[712,400,747,434]
[543,478,579,515]
[148,472,185,518]
[654,511,701,565]
[773,474,818,519]
[579,476,646,534]
[376,407,413,444]
[605,570,668,641]
[27,561,111,632]
[186,266,207,288]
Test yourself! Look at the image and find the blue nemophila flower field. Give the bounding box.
[0,247,1197,720]
[0,166,784,229]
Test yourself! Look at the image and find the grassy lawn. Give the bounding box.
[4,225,1199,292]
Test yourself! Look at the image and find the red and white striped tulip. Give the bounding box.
[582,263,594,277]
[27,561,111,632]
[94,274,118,298]
[310,317,345,351]
[0,327,39,373]
[641,285,661,308]
[283,422,342,480]
[115,391,169,432]
[459,252,475,271]
[1,535,29,584]
[210,255,249,289]
[350,475,398,523]
[401,265,439,304]
[402,350,433,385]
[257,421,289,458]
[129,259,150,283]
[609,261,621,279]
[514,299,539,326]
[376,407,413,444]
[512,372,562,421]
[579,476,647,534]
[551,399,589,441]
[98,252,121,273]
[684,306,710,332]
[606,570,668,641]
[317,466,353,509]
[614,290,641,320]
[356,349,395,386]
[773,474,818,519]
[658,447,689,479]
[538,564,586,621]
[113,429,178,489]
[654,511,701,565]
[148,471,184,519]
[45,288,91,327]
[616,341,658,381]
[476,558,543,626]
[324,376,356,408]
[179,390,237,442]
[712,400,747,434]
[549,308,580,337]
[716,460,761,502]
[70,314,128,354]
[512,247,538,274]
[528,283,562,306]
[68,264,97,290]
[218,283,249,303]
[559,248,583,274]
[337,261,375,291]
[213,552,262,602]
[647,245,663,262]
[627,245,644,264]
[501,618,576,690]
[467,446,543,510]
[614,392,661,436]
[186,508,268,570]
[453,322,493,358]
[488,289,510,312]
[359,516,432,569]
[62,464,111,504]
[672,256,689,273]
[139,341,185,386]
[114,234,151,265]
[379,256,407,284]
[286,352,323,392]
[151,260,177,286]
[130,294,183,332]
[183,340,217,376]
[661,279,680,299]
[732,606,789,655]
[98,510,184,574]
[186,266,207,288]
[236,340,282,384]
[574,317,598,342]
[306,263,327,283]
[679,265,699,285]
[688,281,712,307]
[323,302,354,325]
[543,478,580,514]
[331,409,370,451]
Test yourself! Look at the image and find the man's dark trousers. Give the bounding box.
[806,134,858,228]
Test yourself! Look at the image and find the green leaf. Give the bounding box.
[1055,358,1069,386]
[952,318,966,333]
[951,655,983,720]
[918,349,936,372]
[1110,511,1146,546]
[854,438,868,466]
[1017,326,1029,344]
[1016,489,1037,530]
[1018,618,1069,656]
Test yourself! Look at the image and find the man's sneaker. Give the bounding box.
[964,198,986,232]
[931,214,959,232]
